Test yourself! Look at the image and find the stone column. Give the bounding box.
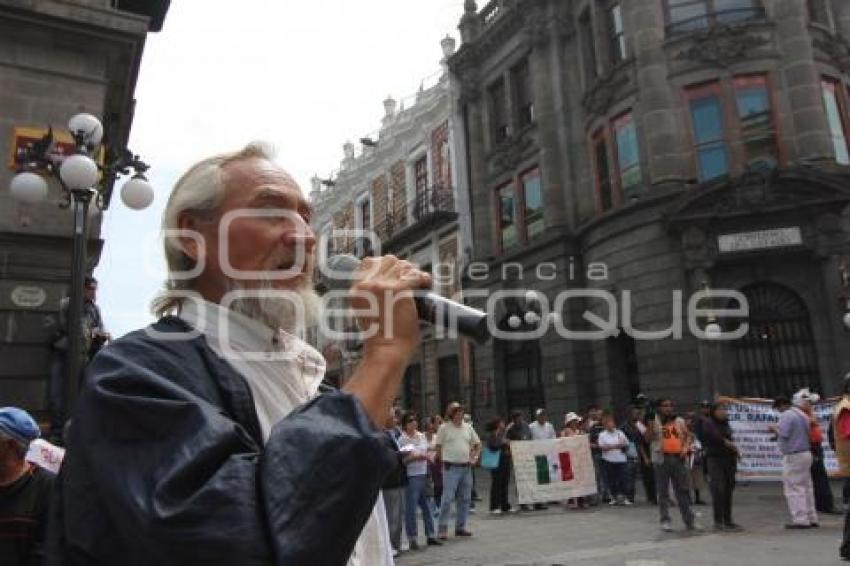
[464,83,494,259]
[775,1,834,161]
[832,0,850,39]
[526,4,568,229]
[629,1,690,183]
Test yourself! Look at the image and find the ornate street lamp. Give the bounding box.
[9,113,154,423]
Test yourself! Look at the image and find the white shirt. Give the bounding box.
[529,421,556,440]
[398,431,429,477]
[179,299,393,566]
[598,429,628,463]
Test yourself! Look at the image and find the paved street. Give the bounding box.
[397,477,844,566]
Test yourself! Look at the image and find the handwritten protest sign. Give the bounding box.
[720,396,838,480]
[510,436,597,504]
[25,438,65,474]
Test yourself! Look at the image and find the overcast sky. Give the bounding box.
[95,0,465,337]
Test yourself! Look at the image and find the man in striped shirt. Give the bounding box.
[0,407,54,566]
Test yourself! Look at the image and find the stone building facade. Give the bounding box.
[449,0,850,424]
[311,38,476,419]
[0,0,167,413]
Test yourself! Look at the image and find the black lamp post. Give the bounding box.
[10,113,154,424]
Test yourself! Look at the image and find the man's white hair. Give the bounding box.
[150,141,277,318]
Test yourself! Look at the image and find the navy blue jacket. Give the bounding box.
[47,317,396,566]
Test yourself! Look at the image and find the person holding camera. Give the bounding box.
[646,399,701,532]
[47,276,110,442]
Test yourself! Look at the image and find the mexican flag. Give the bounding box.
[534,452,573,484]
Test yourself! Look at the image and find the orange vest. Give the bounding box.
[833,397,850,478]
[662,421,684,454]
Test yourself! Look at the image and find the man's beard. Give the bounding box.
[225,276,321,336]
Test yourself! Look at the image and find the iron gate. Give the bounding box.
[730,283,821,398]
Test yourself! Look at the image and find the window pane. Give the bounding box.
[489,79,508,143]
[595,139,614,211]
[714,0,754,9]
[523,173,544,239]
[621,166,642,191]
[415,157,428,194]
[499,185,518,249]
[670,2,708,29]
[823,81,850,165]
[608,4,626,64]
[615,118,639,169]
[512,60,534,127]
[736,86,769,117]
[615,116,641,190]
[736,82,777,164]
[690,95,724,143]
[697,143,729,180]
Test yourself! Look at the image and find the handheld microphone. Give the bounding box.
[322,254,490,344]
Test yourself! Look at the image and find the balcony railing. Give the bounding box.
[667,6,766,35]
[376,184,457,252]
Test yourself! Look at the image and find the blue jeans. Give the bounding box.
[438,464,472,532]
[404,474,435,541]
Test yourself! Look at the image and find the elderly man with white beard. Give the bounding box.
[47,142,432,566]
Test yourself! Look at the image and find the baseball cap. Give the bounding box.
[0,407,40,445]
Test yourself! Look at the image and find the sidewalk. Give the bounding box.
[397,474,844,566]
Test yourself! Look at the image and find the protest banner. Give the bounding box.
[719,396,838,480]
[25,438,65,474]
[510,436,597,504]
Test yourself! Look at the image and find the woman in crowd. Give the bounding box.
[799,391,838,514]
[701,402,743,532]
[485,417,513,515]
[597,412,630,506]
[398,412,442,549]
[561,412,587,509]
[686,413,707,505]
[426,415,444,508]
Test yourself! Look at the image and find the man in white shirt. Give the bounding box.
[528,408,557,509]
[529,408,556,440]
[49,142,432,566]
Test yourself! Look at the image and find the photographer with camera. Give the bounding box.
[646,398,701,533]
[47,276,110,442]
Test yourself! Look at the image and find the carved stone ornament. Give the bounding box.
[675,25,769,68]
[813,34,850,75]
[489,133,535,175]
[667,165,850,227]
[582,67,630,117]
[459,75,482,105]
[522,8,550,48]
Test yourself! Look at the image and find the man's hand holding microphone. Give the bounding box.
[341,255,432,427]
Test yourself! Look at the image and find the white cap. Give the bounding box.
[564,412,581,425]
[535,408,546,417]
[792,388,820,407]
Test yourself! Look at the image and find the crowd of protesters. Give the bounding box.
[374,384,850,559]
[6,381,850,563]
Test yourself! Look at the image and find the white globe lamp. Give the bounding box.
[705,321,722,339]
[59,154,98,190]
[524,311,540,325]
[10,172,48,203]
[843,311,850,331]
[508,315,521,329]
[120,175,154,210]
[67,113,103,146]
